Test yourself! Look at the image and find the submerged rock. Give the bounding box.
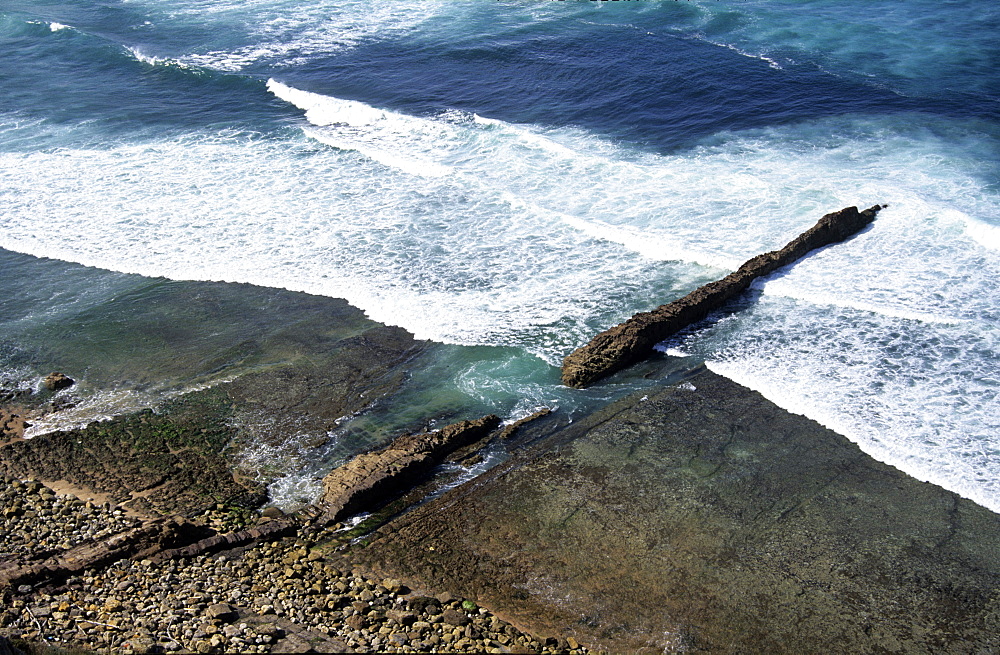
[562,204,883,388]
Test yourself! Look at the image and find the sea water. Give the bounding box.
[1,1,997,510]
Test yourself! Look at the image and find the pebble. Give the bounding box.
[0,476,589,654]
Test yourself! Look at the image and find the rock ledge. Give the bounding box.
[562,204,883,387]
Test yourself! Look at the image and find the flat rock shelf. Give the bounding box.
[355,366,1000,654]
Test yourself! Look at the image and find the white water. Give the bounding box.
[127,0,453,72]
[1,86,998,508]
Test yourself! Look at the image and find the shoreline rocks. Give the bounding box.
[319,415,502,526]
[561,204,884,388]
[0,475,580,654]
[354,367,1000,653]
[42,373,74,393]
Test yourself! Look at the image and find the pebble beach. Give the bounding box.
[1,475,587,654]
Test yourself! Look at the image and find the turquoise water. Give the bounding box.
[1,0,998,510]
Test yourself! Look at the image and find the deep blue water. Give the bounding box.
[1,0,998,510]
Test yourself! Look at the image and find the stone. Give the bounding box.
[386,609,417,626]
[561,205,884,387]
[345,614,367,631]
[381,577,407,594]
[205,603,237,623]
[442,609,469,626]
[318,415,502,524]
[42,372,75,391]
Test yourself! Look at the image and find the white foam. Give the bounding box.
[135,0,450,72]
[303,128,451,178]
[49,22,70,32]
[685,296,1000,514]
[1,113,998,364]
[961,215,1000,252]
[560,214,739,270]
[22,377,235,439]
[2,108,1000,512]
[705,39,784,69]
[268,80,386,127]
[125,46,183,68]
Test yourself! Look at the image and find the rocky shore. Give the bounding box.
[3,209,996,653]
[0,473,586,654]
[354,366,1000,653]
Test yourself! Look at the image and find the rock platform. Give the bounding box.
[354,366,1000,654]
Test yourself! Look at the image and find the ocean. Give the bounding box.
[1,0,998,511]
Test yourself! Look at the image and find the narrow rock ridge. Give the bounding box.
[317,415,502,526]
[561,204,884,388]
[0,516,210,590]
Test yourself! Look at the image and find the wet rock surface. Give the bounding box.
[225,324,427,444]
[320,415,502,525]
[356,366,1000,654]
[41,374,74,393]
[0,389,262,518]
[562,205,883,387]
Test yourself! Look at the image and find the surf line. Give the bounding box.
[561,204,885,388]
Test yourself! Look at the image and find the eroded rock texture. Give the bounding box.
[562,205,883,388]
[319,415,501,524]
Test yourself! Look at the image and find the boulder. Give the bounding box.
[42,372,74,392]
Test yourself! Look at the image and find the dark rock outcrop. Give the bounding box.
[497,408,552,440]
[355,367,1000,654]
[562,204,883,388]
[42,372,74,392]
[318,415,502,525]
[150,517,299,563]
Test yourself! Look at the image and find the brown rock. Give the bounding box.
[261,506,285,519]
[318,415,501,524]
[442,609,469,626]
[497,408,552,440]
[345,614,368,631]
[205,603,237,623]
[42,372,74,391]
[561,204,883,387]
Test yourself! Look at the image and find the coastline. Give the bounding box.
[0,473,573,654]
[1,244,997,652]
[3,358,1000,653]
[352,366,1000,653]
